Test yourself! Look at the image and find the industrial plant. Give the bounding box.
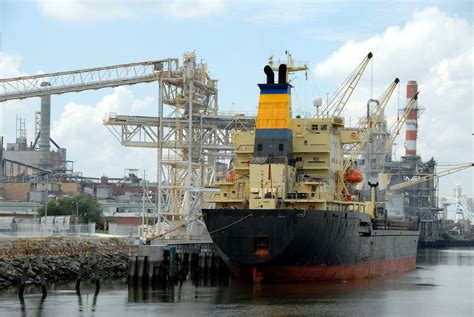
[0,52,472,246]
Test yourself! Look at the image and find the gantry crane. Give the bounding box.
[319,52,373,118]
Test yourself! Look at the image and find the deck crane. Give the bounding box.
[336,78,399,200]
[320,52,373,118]
[384,92,419,155]
[342,78,400,179]
[389,163,473,191]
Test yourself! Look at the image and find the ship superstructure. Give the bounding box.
[211,64,372,215]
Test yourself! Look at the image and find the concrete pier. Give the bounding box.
[128,240,230,285]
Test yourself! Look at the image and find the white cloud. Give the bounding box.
[0,52,23,78]
[0,48,157,178]
[313,6,473,195]
[36,0,225,21]
[0,52,36,142]
[245,1,336,25]
[51,87,157,177]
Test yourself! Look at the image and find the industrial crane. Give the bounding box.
[389,163,473,191]
[384,92,419,154]
[320,52,373,118]
[0,53,220,240]
[343,78,400,173]
[0,59,180,102]
[336,78,399,199]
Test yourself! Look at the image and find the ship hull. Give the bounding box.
[202,209,419,283]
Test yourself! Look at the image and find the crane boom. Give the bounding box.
[384,92,419,154]
[323,52,373,118]
[343,78,399,171]
[389,163,473,191]
[0,59,179,102]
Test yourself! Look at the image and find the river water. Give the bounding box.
[1,248,473,316]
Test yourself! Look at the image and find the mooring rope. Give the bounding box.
[208,213,253,234]
[147,212,254,241]
[149,216,202,241]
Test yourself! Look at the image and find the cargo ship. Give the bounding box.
[202,56,419,283]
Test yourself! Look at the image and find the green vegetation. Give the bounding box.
[441,232,455,241]
[37,195,102,224]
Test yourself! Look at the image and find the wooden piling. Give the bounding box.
[92,251,100,294]
[169,247,176,279]
[198,253,205,270]
[76,253,86,293]
[129,256,137,282]
[37,246,47,299]
[148,258,155,282]
[18,257,30,301]
[137,256,145,280]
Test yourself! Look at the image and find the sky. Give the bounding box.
[0,0,472,196]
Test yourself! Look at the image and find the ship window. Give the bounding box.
[257,144,262,151]
[304,140,308,145]
[312,124,319,131]
[279,144,284,151]
[321,125,328,131]
[296,157,302,162]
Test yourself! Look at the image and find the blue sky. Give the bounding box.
[0,0,472,196]
[1,0,470,112]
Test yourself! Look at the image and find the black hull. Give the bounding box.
[202,209,419,282]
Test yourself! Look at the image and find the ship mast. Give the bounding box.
[268,51,308,78]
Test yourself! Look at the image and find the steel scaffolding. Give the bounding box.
[0,52,255,239]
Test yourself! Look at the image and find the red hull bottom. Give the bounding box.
[234,257,417,283]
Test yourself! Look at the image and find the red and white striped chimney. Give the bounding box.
[404,80,418,156]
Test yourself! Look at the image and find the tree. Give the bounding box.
[37,195,102,224]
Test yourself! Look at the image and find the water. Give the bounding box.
[1,248,473,316]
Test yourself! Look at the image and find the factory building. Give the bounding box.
[358,80,441,243]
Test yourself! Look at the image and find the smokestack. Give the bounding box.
[39,82,51,169]
[404,80,418,156]
[278,64,287,84]
[264,65,274,84]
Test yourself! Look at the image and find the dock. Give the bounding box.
[128,239,230,284]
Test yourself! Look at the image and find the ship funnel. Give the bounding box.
[264,65,274,84]
[278,64,287,84]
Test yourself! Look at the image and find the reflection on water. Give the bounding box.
[1,248,473,316]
